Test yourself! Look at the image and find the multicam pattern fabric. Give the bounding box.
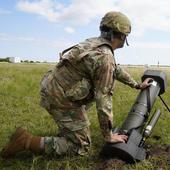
[100,11,131,36]
[40,36,137,155]
[44,127,91,156]
[114,65,138,88]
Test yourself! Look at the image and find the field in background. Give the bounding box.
[0,63,170,170]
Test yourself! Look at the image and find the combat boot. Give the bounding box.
[1,127,43,158]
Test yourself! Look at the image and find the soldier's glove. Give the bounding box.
[135,78,153,90]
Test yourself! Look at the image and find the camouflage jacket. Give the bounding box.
[41,37,138,139]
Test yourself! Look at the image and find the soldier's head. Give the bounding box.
[100,11,131,49]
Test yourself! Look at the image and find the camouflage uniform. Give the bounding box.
[40,36,137,156]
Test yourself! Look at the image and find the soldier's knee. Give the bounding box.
[44,136,79,156]
[44,129,91,157]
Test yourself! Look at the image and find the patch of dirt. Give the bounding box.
[96,145,170,170]
[96,158,126,170]
[149,145,170,169]
[149,144,170,157]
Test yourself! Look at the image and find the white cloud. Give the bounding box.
[16,0,170,36]
[116,0,170,35]
[16,0,116,24]
[16,0,59,22]
[64,27,75,34]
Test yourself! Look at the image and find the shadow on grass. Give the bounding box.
[0,143,170,170]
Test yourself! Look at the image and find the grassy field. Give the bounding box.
[0,63,170,170]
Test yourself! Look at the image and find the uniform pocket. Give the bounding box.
[65,78,91,101]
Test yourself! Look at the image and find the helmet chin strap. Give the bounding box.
[125,37,129,46]
[110,30,115,42]
[101,30,130,47]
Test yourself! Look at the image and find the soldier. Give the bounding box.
[2,11,151,158]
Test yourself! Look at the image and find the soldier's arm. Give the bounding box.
[95,91,114,141]
[113,65,139,88]
[88,49,115,141]
[84,48,128,142]
[94,56,127,142]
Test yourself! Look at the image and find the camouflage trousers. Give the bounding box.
[40,94,91,157]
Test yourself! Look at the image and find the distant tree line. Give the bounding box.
[21,60,41,63]
[21,60,48,63]
[0,57,10,62]
[0,57,43,63]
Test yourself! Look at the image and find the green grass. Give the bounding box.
[0,63,170,170]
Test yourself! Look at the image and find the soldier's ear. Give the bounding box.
[120,34,126,41]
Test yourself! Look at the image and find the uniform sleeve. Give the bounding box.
[86,48,115,140]
[113,65,138,88]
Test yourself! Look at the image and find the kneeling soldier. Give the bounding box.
[2,11,151,158]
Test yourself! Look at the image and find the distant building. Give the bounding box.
[9,57,21,63]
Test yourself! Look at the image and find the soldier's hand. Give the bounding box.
[135,78,153,90]
[105,133,128,143]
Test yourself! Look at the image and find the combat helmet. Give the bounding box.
[100,11,131,36]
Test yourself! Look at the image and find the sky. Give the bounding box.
[1,0,170,65]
